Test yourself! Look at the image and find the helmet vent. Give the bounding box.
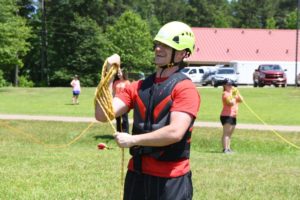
[173,36,179,43]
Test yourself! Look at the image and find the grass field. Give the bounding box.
[0,87,300,199]
[0,121,299,200]
[0,86,300,125]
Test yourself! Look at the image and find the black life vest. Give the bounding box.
[130,71,194,161]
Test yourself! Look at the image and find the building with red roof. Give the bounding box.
[187,27,300,84]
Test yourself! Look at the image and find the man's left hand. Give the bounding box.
[114,132,135,148]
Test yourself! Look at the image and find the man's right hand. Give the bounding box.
[107,54,121,69]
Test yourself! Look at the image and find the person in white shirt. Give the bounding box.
[70,75,81,104]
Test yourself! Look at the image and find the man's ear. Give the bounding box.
[183,50,191,58]
[176,50,188,60]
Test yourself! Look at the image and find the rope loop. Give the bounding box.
[94,59,120,121]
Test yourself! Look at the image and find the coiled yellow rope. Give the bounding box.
[94,59,125,199]
[94,60,118,122]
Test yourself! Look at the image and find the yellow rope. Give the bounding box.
[240,91,300,150]
[0,120,95,148]
[94,59,124,200]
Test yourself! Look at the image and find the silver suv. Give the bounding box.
[211,67,239,87]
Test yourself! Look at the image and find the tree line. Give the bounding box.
[0,0,298,87]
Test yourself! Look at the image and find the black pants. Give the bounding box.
[116,113,129,133]
[123,170,193,200]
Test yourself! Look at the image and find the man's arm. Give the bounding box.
[114,111,193,148]
[95,97,129,122]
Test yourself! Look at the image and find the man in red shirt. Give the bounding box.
[95,21,200,200]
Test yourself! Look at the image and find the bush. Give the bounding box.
[0,70,7,87]
[18,75,34,87]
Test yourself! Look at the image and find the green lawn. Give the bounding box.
[199,86,300,125]
[0,87,300,199]
[0,121,299,200]
[0,87,300,125]
[0,87,95,117]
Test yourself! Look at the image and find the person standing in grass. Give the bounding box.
[95,21,200,200]
[113,69,131,133]
[220,79,243,154]
[70,75,81,104]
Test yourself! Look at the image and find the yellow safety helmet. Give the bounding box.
[154,21,195,54]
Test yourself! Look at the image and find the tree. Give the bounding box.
[275,0,297,28]
[185,0,232,27]
[266,17,278,29]
[122,0,161,37]
[284,9,297,29]
[17,0,36,19]
[105,11,154,72]
[231,0,279,28]
[26,0,116,86]
[0,0,31,84]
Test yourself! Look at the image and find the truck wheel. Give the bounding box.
[282,83,287,88]
[211,80,215,87]
[253,82,258,87]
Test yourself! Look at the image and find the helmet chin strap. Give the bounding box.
[159,49,180,69]
[158,49,190,77]
[158,49,175,77]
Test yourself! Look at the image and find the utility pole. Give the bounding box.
[296,0,300,87]
[41,0,48,85]
[14,63,19,87]
[14,8,19,87]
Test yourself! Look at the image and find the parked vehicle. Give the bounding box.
[211,67,239,87]
[297,73,300,86]
[181,66,210,84]
[253,64,287,87]
[202,70,217,86]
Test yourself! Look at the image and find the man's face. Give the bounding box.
[154,42,186,67]
[154,42,173,67]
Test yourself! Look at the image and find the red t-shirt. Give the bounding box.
[113,79,131,95]
[116,76,200,178]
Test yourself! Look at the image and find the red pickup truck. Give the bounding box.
[253,64,287,87]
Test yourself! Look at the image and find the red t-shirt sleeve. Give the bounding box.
[115,80,141,109]
[170,79,200,118]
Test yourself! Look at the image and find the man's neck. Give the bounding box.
[156,66,180,78]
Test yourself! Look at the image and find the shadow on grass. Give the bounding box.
[94,135,114,141]
[208,150,223,154]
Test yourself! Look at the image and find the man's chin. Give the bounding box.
[155,64,166,68]
[154,60,166,67]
